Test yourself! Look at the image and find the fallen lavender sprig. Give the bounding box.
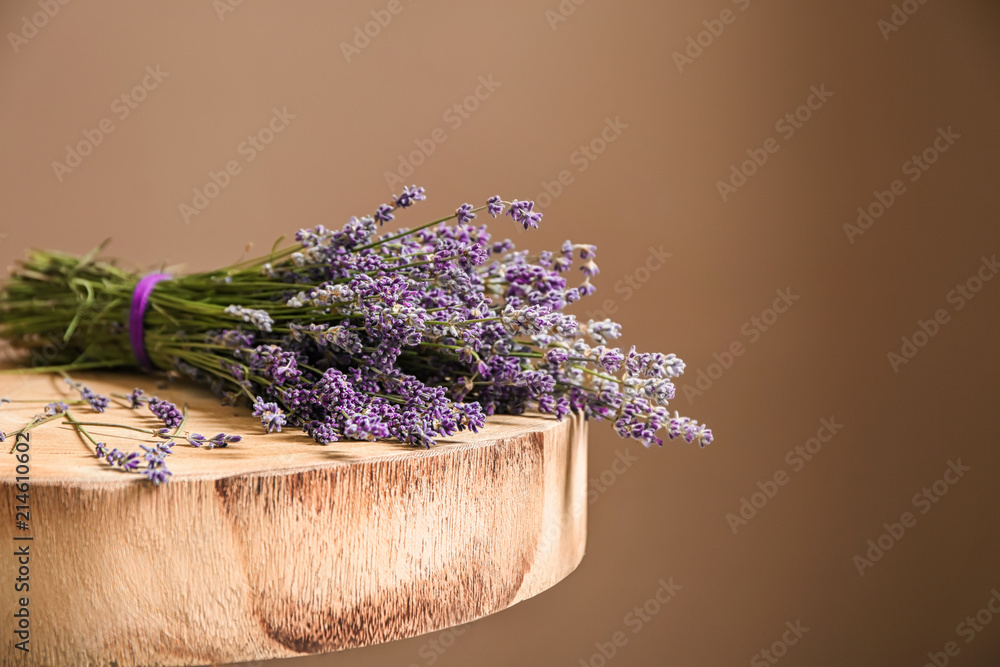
[1,384,243,485]
[0,187,712,451]
[64,410,175,485]
[64,378,109,412]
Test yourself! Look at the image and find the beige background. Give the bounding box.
[2,0,1000,665]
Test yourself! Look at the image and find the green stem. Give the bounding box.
[6,412,65,453]
[353,206,486,252]
[63,411,101,452]
[69,421,157,435]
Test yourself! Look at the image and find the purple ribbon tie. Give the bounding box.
[129,273,171,370]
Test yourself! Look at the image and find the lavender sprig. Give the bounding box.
[64,378,109,412]
[65,411,176,484]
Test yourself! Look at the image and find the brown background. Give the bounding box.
[2,0,1000,665]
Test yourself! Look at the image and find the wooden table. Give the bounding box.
[0,371,587,666]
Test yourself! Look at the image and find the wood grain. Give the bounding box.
[0,371,588,666]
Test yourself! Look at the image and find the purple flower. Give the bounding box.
[374,204,395,224]
[587,319,622,345]
[545,347,569,366]
[43,402,68,417]
[456,203,477,225]
[148,397,183,429]
[81,388,109,412]
[142,466,172,485]
[665,413,711,447]
[506,199,542,229]
[626,348,685,379]
[186,432,241,448]
[252,396,286,433]
[597,347,624,373]
[224,305,273,333]
[500,304,553,336]
[65,379,110,412]
[126,388,146,409]
[486,195,504,218]
[141,442,174,466]
[394,185,426,208]
[213,329,255,349]
[119,451,142,471]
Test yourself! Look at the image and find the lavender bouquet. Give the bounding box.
[0,188,711,450]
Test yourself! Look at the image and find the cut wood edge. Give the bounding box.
[0,407,588,666]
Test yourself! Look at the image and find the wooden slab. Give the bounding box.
[0,371,587,666]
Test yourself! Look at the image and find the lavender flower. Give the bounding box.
[545,347,569,366]
[142,466,172,485]
[43,402,68,417]
[394,185,426,208]
[587,319,622,345]
[125,388,146,409]
[597,347,625,373]
[224,305,274,332]
[456,203,477,225]
[104,447,125,466]
[500,304,552,336]
[65,379,110,412]
[119,451,142,471]
[666,413,712,447]
[186,432,241,448]
[374,204,395,224]
[148,397,183,429]
[141,442,174,467]
[506,199,543,229]
[252,397,286,433]
[486,195,504,217]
